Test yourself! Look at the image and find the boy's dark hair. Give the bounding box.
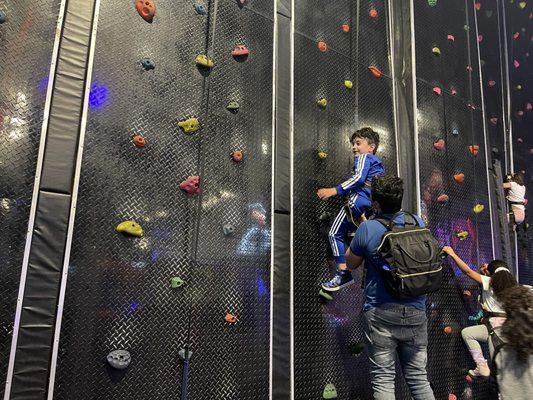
[351,127,380,154]
[487,260,518,298]
[499,285,533,362]
[371,175,403,214]
[511,171,525,186]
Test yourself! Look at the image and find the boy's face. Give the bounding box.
[352,137,376,156]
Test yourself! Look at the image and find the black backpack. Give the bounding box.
[375,212,443,299]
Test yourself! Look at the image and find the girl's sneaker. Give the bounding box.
[468,362,490,378]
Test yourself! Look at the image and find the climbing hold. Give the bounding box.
[107,350,131,370]
[463,290,472,299]
[341,24,350,33]
[490,117,498,125]
[323,383,338,399]
[135,0,156,23]
[514,59,520,68]
[477,35,483,43]
[180,176,201,195]
[456,231,469,241]
[319,289,333,300]
[514,32,520,39]
[465,375,473,384]
[432,47,441,56]
[0,10,6,23]
[518,138,523,143]
[232,44,249,58]
[368,66,382,78]
[223,224,235,236]
[447,34,455,42]
[527,103,532,111]
[318,151,328,159]
[369,9,378,18]
[318,41,327,52]
[194,3,207,15]
[448,394,457,400]
[428,0,437,7]
[225,313,238,323]
[226,101,240,112]
[466,65,473,72]
[468,310,483,321]
[116,220,143,237]
[350,342,366,355]
[517,110,524,117]
[468,145,480,156]
[195,54,214,69]
[475,2,481,11]
[451,88,457,96]
[133,134,146,148]
[444,326,453,334]
[433,139,445,151]
[473,204,484,214]
[178,117,200,134]
[433,87,442,96]
[467,103,476,110]
[170,276,185,288]
[462,387,473,400]
[480,59,486,67]
[317,98,327,108]
[141,58,155,70]
[231,150,243,162]
[236,0,247,8]
[519,2,527,9]
[344,80,353,89]
[488,80,496,87]
[486,10,493,18]
[454,173,465,183]
[437,194,449,203]
[452,127,459,135]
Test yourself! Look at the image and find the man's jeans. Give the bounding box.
[364,304,435,400]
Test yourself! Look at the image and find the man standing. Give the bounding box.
[345,175,435,400]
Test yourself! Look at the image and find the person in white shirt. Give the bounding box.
[503,171,526,224]
[442,247,518,378]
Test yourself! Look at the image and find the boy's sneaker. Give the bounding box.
[468,362,490,378]
[321,270,354,292]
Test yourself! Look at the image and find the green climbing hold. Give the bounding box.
[170,276,185,288]
[464,24,470,31]
[350,342,366,355]
[319,289,333,300]
[178,117,200,134]
[323,383,338,399]
[428,0,437,6]
[485,10,493,18]
[519,2,526,9]
[227,101,240,111]
[116,220,143,237]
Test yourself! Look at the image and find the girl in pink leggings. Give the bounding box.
[442,246,518,377]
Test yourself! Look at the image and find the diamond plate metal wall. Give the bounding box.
[53,1,273,399]
[0,1,63,397]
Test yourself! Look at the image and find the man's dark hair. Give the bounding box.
[371,175,403,214]
[351,127,380,154]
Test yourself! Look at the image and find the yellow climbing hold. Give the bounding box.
[116,220,143,237]
[456,231,469,241]
[344,80,353,89]
[473,204,484,214]
[195,54,214,68]
[318,151,328,159]
[519,2,527,9]
[432,47,441,56]
[178,117,200,134]
[317,98,327,108]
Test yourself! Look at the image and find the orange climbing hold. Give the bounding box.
[444,326,453,334]
[133,134,146,148]
[369,9,378,18]
[231,150,243,162]
[454,173,465,183]
[368,66,382,78]
[136,0,156,23]
[341,24,350,33]
[437,194,449,203]
[468,145,479,156]
[318,41,327,52]
[448,394,457,400]
[490,117,498,125]
[225,313,238,323]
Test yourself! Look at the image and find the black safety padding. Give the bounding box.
[10,191,71,398]
[491,160,513,271]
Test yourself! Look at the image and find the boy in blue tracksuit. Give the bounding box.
[317,127,384,291]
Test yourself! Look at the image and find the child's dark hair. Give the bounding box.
[351,127,380,154]
[487,260,518,298]
[371,175,403,214]
[511,171,525,186]
[499,285,533,362]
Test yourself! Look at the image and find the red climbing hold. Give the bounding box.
[433,87,442,95]
[232,45,249,57]
[133,134,146,148]
[368,66,382,78]
[225,313,238,323]
[454,173,465,183]
[463,290,472,299]
[318,41,327,52]
[465,375,473,384]
[136,0,156,23]
[437,194,449,203]
[180,176,201,194]
[475,3,481,11]
[369,9,378,18]
[469,145,479,156]
[231,150,243,162]
[447,34,455,42]
[433,139,445,151]
[514,32,520,39]
[488,80,496,87]
[448,394,457,400]
[490,117,498,125]
[444,326,453,334]
[341,24,350,33]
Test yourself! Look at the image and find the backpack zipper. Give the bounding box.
[397,266,443,279]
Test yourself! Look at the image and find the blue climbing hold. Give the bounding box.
[194,3,207,15]
[468,310,483,321]
[141,58,155,70]
[0,10,6,23]
[452,127,459,136]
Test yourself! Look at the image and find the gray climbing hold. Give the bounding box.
[452,127,459,136]
[194,3,207,15]
[0,11,6,24]
[107,350,131,370]
[223,224,235,236]
[141,58,155,70]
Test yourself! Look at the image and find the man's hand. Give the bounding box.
[317,187,337,200]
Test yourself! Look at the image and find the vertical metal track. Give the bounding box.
[289,0,295,398]
[409,0,421,214]
[387,0,401,177]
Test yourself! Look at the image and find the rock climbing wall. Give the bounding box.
[414,1,494,399]
[0,1,63,397]
[505,0,532,285]
[52,1,273,399]
[293,1,400,399]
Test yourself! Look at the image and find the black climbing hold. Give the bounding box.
[141,58,155,70]
[0,11,6,24]
[350,342,366,355]
[194,3,207,15]
[107,350,131,370]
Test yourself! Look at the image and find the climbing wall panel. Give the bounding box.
[0,0,63,396]
[293,1,400,398]
[414,1,493,399]
[53,1,273,399]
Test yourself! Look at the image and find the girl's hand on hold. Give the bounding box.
[480,263,489,275]
[442,246,455,256]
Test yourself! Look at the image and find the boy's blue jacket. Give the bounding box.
[335,153,384,198]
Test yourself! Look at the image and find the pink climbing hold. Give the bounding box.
[514,59,520,68]
[517,110,524,117]
[447,34,455,42]
[518,138,524,143]
[433,139,445,151]
[433,87,442,95]
[478,34,483,43]
[488,80,496,87]
[526,102,532,111]
[180,176,201,194]
[514,32,520,39]
[465,374,473,384]
[463,290,472,299]
[490,117,498,125]
[475,2,481,11]
[466,65,473,72]
[451,88,457,95]
[448,394,457,400]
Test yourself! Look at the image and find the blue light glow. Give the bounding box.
[89,81,109,109]
[257,276,268,297]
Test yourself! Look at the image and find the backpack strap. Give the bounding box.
[374,211,420,230]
